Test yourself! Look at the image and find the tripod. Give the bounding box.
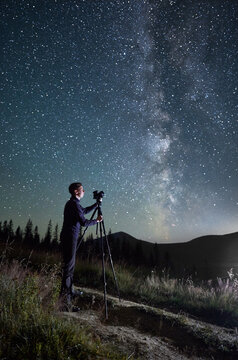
[77,200,121,319]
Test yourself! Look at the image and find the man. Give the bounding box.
[60,182,102,311]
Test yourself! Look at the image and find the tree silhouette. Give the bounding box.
[2,220,8,242]
[51,224,59,249]
[8,220,14,241]
[24,219,34,246]
[33,226,40,247]
[15,226,23,243]
[43,220,52,248]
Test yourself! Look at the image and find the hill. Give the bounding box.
[108,231,238,279]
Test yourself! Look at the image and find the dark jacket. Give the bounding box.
[60,196,97,240]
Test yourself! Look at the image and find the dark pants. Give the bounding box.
[60,236,77,304]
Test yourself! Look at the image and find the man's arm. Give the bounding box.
[83,202,98,215]
[76,202,98,227]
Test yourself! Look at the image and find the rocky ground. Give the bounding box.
[59,287,238,360]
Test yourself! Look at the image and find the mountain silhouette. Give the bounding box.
[108,231,238,279]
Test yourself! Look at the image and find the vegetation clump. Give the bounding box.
[74,261,238,328]
[139,269,238,327]
[0,259,128,360]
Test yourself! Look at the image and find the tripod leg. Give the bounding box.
[100,221,108,319]
[102,221,121,302]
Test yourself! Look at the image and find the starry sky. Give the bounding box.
[1,0,238,243]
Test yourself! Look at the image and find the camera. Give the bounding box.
[93,190,104,203]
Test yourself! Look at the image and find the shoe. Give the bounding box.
[72,306,80,312]
[71,289,84,297]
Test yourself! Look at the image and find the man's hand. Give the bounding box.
[96,215,103,222]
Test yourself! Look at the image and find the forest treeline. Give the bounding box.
[0,219,153,267]
[0,219,61,251]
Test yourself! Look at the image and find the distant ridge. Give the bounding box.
[111,230,238,244]
[108,231,238,279]
[189,231,238,243]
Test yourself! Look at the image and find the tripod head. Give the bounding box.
[93,190,104,204]
[93,191,104,216]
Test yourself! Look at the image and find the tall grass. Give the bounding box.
[74,259,238,327]
[143,269,238,307]
[0,259,129,360]
[2,240,238,328]
[137,270,238,327]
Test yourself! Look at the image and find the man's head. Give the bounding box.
[68,182,85,199]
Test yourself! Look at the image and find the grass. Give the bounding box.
[74,259,238,327]
[139,270,238,326]
[2,240,238,329]
[0,259,130,360]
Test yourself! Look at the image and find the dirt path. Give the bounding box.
[67,310,195,360]
[59,287,238,360]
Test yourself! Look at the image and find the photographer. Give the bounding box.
[59,182,102,311]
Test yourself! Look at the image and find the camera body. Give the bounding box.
[93,190,104,203]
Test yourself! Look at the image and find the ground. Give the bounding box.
[59,287,238,360]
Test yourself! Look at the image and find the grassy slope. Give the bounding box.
[0,258,129,360]
[1,240,238,329]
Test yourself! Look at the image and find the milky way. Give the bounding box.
[1,0,238,242]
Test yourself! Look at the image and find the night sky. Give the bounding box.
[1,0,238,243]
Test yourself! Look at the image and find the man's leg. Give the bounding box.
[60,237,77,307]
